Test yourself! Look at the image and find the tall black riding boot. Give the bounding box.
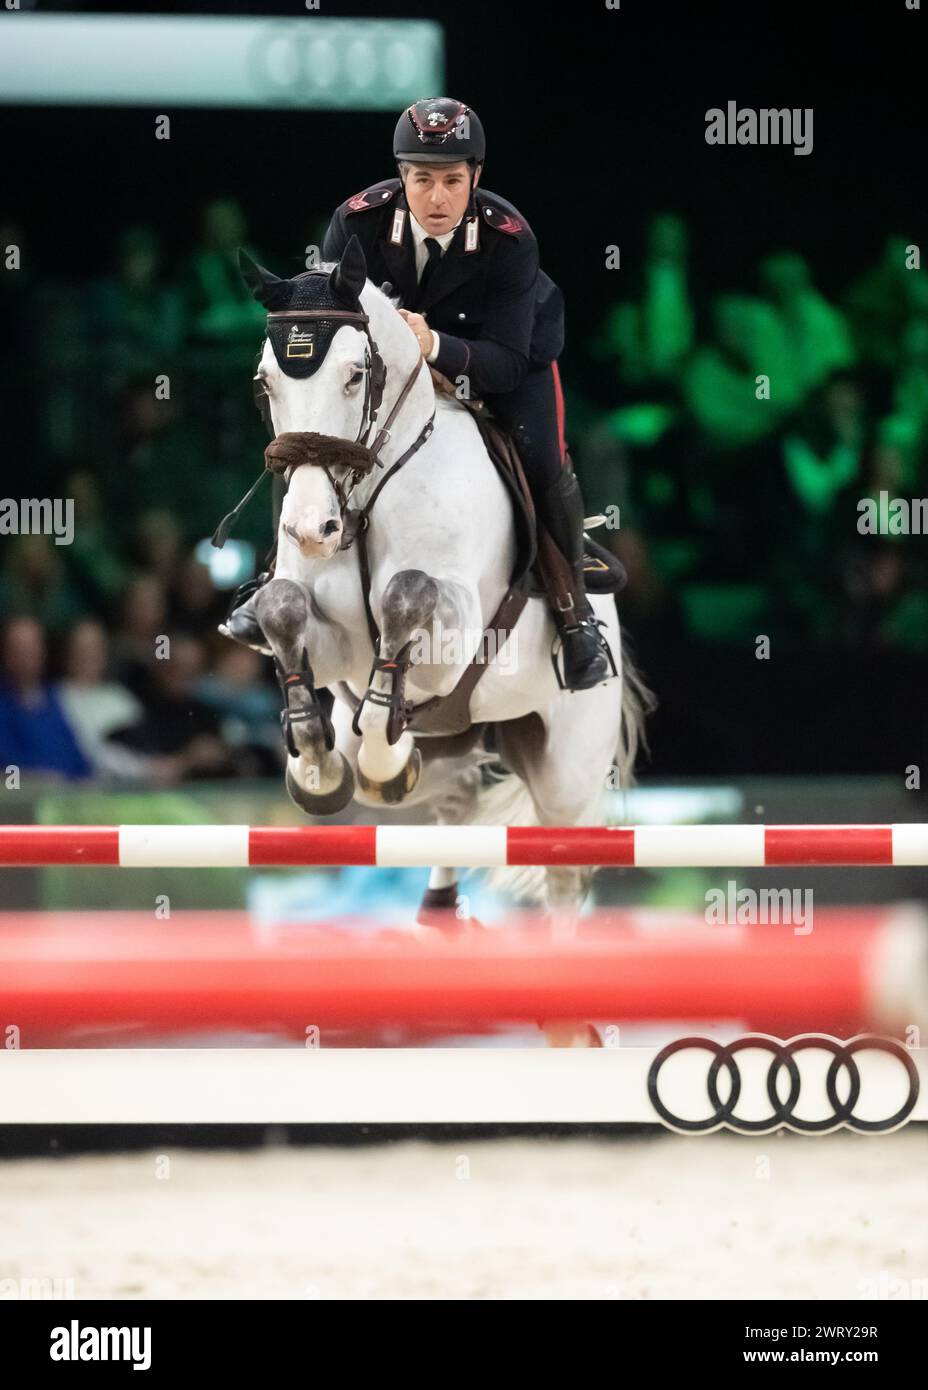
[219,473,286,651]
[220,539,277,652]
[536,468,615,691]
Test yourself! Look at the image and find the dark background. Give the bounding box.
[2,0,926,776]
[8,1,922,323]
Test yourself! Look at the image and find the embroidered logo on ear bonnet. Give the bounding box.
[285,324,316,360]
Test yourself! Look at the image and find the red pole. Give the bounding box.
[0,916,882,1037]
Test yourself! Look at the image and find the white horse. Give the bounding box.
[237,238,650,957]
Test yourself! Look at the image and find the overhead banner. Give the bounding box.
[0,14,444,109]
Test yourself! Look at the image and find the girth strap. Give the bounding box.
[405,584,528,737]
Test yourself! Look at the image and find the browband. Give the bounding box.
[266,309,370,323]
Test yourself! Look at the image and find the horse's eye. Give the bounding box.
[347,367,365,388]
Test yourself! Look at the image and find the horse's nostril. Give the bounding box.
[322,519,341,537]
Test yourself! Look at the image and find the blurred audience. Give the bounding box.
[197,641,283,776]
[168,550,225,633]
[591,220,927,651]
[758,252,855,396]
[108,635,237,781]
[0,203,924,786]
[110,573,170,701]
[0,617,91,781]
[130,510,184,586]
[85,225,185,368]
[0,534,86,633]
[183,199,266,343]
[61,470,127,613]
[55,619,149,783]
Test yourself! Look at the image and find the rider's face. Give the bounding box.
[401,161,480,237]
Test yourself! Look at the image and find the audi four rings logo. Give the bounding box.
[647,1034,920,1135]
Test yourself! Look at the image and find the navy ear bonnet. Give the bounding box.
[265,272,361,381]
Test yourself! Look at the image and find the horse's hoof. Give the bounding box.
[541,1020,602,1048]
[286,755,355,816]
[416,882,486,935]
[356,746,422,805]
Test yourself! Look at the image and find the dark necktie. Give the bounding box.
[414,237,443,308]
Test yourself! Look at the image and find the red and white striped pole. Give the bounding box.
[0,823,926,868]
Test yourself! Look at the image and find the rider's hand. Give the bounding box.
[398,309,434,360]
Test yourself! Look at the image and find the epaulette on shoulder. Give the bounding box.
[343,182,398,215]
[477,193,529,238]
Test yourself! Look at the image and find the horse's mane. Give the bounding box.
[315,264,468,412]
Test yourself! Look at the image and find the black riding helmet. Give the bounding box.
[393,97,486,167]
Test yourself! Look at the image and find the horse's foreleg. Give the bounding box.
[354,568,475,806]
[255,578,355,815]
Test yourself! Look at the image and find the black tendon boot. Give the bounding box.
[537,469,616,691]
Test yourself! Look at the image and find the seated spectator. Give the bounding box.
[55,619,149,783]
[844,234,928,373]
[108,635,237,780]
[61,470,127,614]
[681,294,802,448]
[0,533,86,634]
[85,225,185,369]
[839,539,928,653]
[0,617,92,781]
[197,641,283,776]
[891,317,928,454]
[782,374,868,518]
[597,213,695,387]
[109,573,169,701]
[759,252,855,396]
[183,199,266,343]
[168,550,225,635]
[130,509,184,586]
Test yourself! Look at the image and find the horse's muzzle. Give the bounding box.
[284,518,344,557]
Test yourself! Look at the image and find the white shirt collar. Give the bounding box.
[408,214,460,254]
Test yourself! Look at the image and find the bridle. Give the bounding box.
[262,303,434,514]
[213,295,434,550]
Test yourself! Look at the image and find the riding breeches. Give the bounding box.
[484,361,569,502]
